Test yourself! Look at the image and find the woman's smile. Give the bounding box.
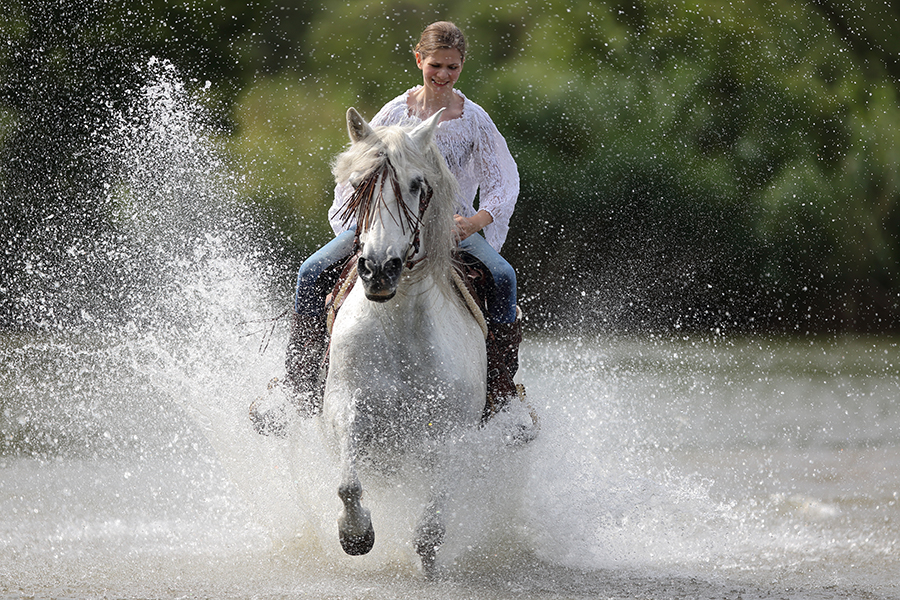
[416,48,463,94]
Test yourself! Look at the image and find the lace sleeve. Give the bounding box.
[470,104,519,252]
[328,180,354,235]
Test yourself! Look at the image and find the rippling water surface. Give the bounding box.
[1,330,898,600]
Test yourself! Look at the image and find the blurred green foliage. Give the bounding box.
[2,0,899,332]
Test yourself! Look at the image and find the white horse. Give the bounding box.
[323,108,486,573]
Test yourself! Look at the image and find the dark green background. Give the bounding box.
[2,0,898,333]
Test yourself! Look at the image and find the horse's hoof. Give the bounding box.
[415,537,441,576]
[338,482,374,555]
[339,525,375,556]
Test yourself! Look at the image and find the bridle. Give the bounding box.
[337,156,433,269]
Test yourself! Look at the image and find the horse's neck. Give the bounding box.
[396,268,450,308]
[340,271,458,353]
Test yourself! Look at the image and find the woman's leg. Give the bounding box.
[295,229,357,316]
[457,234,522,420]
[457,233,517,324]
[252,230,358,434]
[287,229,356,413]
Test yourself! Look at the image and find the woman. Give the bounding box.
[284,21,522,422]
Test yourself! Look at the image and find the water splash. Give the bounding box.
[1,58,273,457]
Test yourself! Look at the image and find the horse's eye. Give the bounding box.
[409,177,424,195]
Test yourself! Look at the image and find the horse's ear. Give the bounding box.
[347,108,374,143]
[410,108,444,148]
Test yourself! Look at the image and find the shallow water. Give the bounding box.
[1,331,898,600]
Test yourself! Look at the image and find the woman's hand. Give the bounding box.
[453,210,493,241]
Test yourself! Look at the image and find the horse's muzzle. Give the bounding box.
[357,255,403,302]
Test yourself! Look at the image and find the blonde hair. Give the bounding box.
[414,21,466,61]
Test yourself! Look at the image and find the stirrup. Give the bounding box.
[504,384,540,446]
[485,384,539,445]
[249,377,290,438]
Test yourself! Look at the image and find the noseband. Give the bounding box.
[337,156,433,268]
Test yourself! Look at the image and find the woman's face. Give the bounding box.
[416,48,464,93]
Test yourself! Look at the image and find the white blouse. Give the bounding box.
[328,87,519,252]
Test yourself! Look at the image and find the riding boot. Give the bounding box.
[250,311,328,436]
[283,310,328,417]
[482,308,524,423]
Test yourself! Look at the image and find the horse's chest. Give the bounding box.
[329,292,483,399]
[337,317,459,385]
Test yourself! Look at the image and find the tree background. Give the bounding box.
[2,0,898,333]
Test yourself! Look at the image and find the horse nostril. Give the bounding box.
[357,256,372,280]
[384,257,403,279]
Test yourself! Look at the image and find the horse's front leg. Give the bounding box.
[336,409,375,556]
[337,474,374,555]
[415,491,446,578]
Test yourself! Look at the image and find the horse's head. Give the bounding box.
[337,107,444,302]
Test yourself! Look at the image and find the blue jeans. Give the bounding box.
[457,233,517,324]
[294,229,517,324]
[294,229,357,316]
